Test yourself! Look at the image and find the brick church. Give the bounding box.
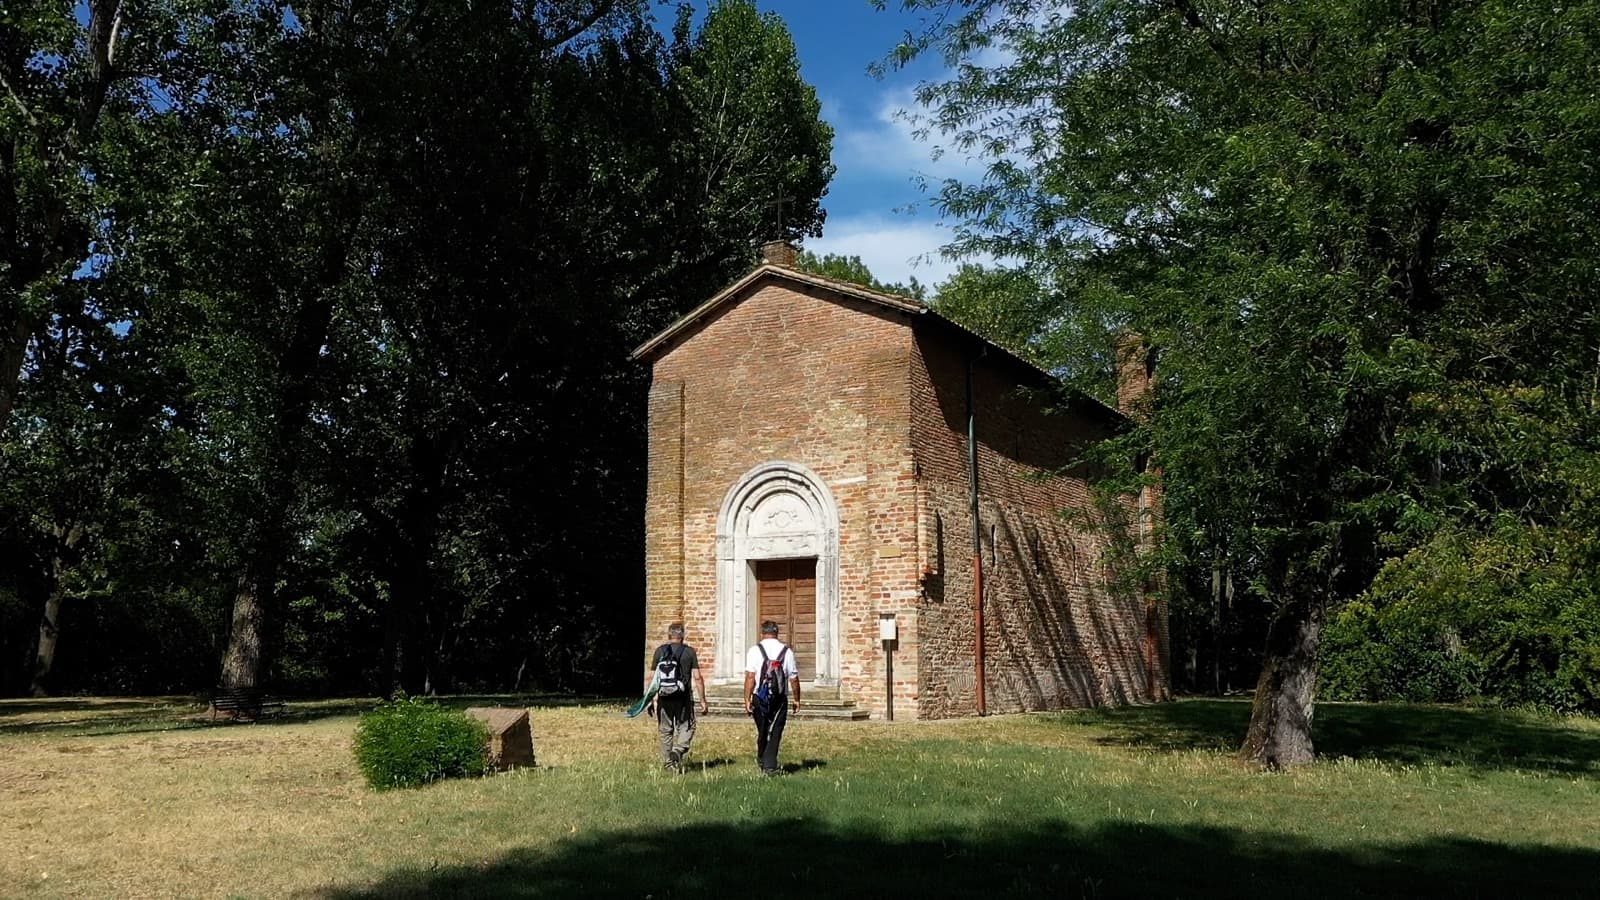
[633,242,1167,720]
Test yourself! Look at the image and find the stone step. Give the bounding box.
[701,708,872,722]
[703,683,842,701]
[700,689,871,721]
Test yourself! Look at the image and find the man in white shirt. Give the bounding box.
[743,619,801,775]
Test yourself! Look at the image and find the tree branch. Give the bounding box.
[0,68,40,130]
[73,0,124,150]
[537,0,619,51]
[1167,0,1234,62]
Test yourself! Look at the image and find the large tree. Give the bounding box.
[0,1,169,433]
[1,0,834,697]
[896,0,1600,765]
[326,0,835,693]
[672,0,834,258]
[2,0,232,695]
[126,0,831,695]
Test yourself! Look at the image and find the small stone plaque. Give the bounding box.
[465,707,537,771]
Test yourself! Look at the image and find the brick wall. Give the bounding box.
[642,381,685,669]
[1118,333,1170,703]
[644,276,923,717]
[910,327,1168,718]
[641,271,1168,719]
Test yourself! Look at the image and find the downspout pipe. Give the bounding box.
[966,346,987,716]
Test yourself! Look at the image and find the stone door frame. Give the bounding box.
[713,461,841,685]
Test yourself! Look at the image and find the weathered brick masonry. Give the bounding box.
[911,332,1168,717]
[636,256,1166,719]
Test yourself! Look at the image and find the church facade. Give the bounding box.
[634,243,1167,720]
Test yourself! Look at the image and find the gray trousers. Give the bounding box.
[656,698,697,767]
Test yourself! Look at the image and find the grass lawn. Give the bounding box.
[2,696,1598,899]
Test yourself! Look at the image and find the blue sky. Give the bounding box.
[682,1,988,287]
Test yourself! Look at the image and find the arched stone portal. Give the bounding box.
[714,461,840,684]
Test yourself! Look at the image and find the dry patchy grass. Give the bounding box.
[2,697,1598,899]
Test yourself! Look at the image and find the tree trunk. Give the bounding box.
[381,519,437,696]
[382,563,432,696]
[29,526,84,696]
[217,211,354,690]
[381,593,407,697]
[29,583,65,697]
[0,312,35,428]
[220,569,268,689]
[380,427,458,695]
[1239,596,1323,769]
[1211,561,1224,695]
[220,483,293,690]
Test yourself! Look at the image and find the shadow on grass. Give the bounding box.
[781,758,826,774]
[1074,699,1600,775]
[0,698,212,737]
[0,697,177,717]
[686,757,737,772]
[0,694,626,738]
[316,819,1600,899]
[434,694,623,709]
[0,698,372,737]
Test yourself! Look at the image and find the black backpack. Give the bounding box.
[655,644,686,697]
[751,643,789,716]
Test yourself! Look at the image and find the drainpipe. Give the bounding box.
[966,347,987,716]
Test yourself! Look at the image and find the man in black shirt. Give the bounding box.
[647,622,708,772]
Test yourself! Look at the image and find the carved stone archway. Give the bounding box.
[714,461,840,684]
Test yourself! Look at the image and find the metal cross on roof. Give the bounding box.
[764,194,796,236]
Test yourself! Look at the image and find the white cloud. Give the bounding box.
[805,214,991,289]
[831,88,991,187]
[970,42,1016,70]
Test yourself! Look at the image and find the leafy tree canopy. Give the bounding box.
[894,0,1600,763]
[795,250,926,300]
[0,0,835,698]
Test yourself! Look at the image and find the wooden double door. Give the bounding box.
[754,558,816,681]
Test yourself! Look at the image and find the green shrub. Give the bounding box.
[353,696,488,790]
[1329,520,1600,714]
[1320,601,1482,704]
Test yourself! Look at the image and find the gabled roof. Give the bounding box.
[631,263,1125,423]
[630,264,924,360]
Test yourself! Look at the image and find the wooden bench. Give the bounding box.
[209,687,285,722]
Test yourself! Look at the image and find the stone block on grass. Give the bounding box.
[464,707,536,771]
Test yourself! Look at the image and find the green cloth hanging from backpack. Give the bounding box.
[624,673,661,718]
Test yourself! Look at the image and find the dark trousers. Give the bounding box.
[753,700,789,772]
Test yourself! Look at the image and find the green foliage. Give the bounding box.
[794,250,926,299]
[930,264,1058,366]
[1,0,187,425]
[1322,381,1600,713]
[672,0,835,248]
[896,0,1600,745]
[1319,601,1483,705]
[1324,524,1600,714]
[352,696,488,791]
[1352,523,1600,713]
[1,0,834,697]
